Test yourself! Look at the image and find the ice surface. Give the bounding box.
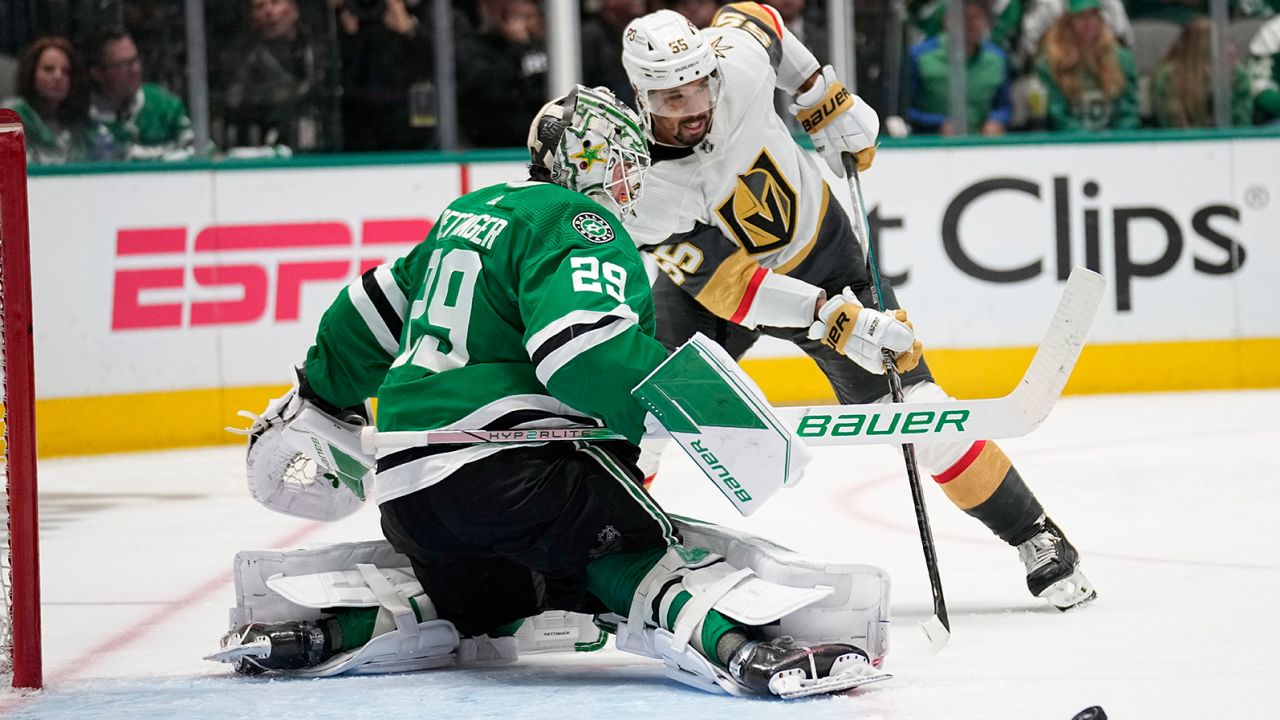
[5,390,1279,719]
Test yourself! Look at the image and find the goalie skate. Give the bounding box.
[205,628,272,670]
[206,619,340,674]
[728,638,891,700]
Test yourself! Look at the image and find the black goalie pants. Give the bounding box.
[378,441,678,638]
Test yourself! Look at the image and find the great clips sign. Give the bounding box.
[866,174,1253,312]
[111,219,431,330]
[836,137,1276,320]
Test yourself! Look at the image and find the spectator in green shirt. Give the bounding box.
[87,28,194,161]
[1035,0,1139,131]
[1018,0,1132,73]
[1247,15,1280,123]
[1152,17,1253,127]
[1,36,89,164]
[908,0,1025,51]
[907,0,1013,135]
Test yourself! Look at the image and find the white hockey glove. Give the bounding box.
[232,366,374,522]
[807,288,923,375]
[790,65,879,176]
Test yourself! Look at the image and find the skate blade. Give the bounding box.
[1039,567,1097,611]
[769,657,893,700]
[203,636,271,664]
[773,669,892,699]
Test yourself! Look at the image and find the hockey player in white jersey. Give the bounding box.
[621,4,1095,611]
[205,85,894,699]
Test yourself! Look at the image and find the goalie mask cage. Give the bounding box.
[0,108,42,689]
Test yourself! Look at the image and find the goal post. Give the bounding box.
[0,108,43,690]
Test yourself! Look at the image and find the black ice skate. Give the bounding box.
[1017,515,1097,611]
[727,637,889,699]
[205,619,342,675]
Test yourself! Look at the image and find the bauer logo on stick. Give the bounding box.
[572,212,614,243]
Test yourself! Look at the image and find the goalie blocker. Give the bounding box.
[206,517,891,695]
[632,333,812,516]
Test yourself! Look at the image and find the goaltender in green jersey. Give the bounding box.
[208,85,916,699]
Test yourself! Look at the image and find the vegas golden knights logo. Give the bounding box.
[715,148,797,254]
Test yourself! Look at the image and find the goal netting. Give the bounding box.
[0,108,42,690]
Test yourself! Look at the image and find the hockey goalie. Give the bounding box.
[206,85,902,699]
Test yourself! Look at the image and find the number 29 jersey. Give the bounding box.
[304,181,669,503]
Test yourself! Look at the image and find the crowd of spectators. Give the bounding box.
[2,0,1278,165]
[3,26,195,164]
[902,0,1280,133]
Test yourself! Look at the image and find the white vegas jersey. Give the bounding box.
[628,2,857,327]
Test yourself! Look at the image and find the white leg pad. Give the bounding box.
[614,622,745,696]
[226,539,601,667]
[293,619,460,677]
[614,531,886,697]
[225,540,457,676]
[673,517,891,664]
[265,566,421,610]
[229,540,415,628]
[610,518,892,695]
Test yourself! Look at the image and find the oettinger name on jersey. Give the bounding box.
[111,219,431,330]
[435,208,508,250]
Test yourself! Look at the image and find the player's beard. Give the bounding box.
[660,110,713,147]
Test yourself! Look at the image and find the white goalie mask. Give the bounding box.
[621,10,722,134]
[527,85,652,218]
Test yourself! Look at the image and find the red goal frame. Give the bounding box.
[0,107,43,690]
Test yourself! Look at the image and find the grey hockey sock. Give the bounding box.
[715,628,750,666]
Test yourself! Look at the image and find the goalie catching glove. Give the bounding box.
[808,288,923,375]
[790,65,879,176]
[230,366,375,521]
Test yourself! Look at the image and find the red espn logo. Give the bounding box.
[112,219,432,330]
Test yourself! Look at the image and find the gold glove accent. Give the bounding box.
[820,302,862,355]
[854,145,876,172]
[793,81,854,133]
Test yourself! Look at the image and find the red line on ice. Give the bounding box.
[0,520,326,713]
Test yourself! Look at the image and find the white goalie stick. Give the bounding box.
[362,267,1106,453]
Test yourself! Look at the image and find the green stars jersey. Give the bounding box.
[303,181,669,504]
[88,83,194,161]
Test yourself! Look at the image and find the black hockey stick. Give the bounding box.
[841,152,951,650]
